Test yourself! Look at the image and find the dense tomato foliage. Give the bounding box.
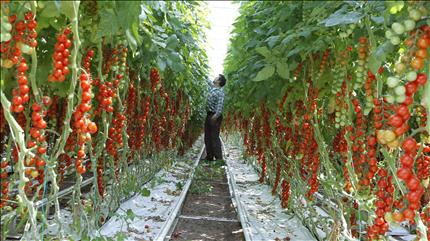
[0,1,209,240]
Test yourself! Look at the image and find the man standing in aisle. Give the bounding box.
[204,74,226,161]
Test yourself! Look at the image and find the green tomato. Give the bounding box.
[409,9,421,21]
[390,36,400,45]
[1,22,12,32]
[394,62,406,74]
[391,22,405,35]
[20,44,32,54]
[394,85,406,96]
[385,94,395,104]
[395,94,406,103]
[387,76,400,88]
[335,123,340,129]
[385,30,394,39]
[406,71,417,82]
[419,6,428,16]
[403,19,415,32]
[0,33,11,42]
[346,29,353,35]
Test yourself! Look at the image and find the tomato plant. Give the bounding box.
[224,1,430,240]
[1,1,209,240]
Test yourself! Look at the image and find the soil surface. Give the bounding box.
[170,159,245,241]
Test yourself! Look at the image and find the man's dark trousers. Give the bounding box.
[204,112,223,160]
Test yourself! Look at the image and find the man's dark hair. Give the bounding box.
[219,74,227,87]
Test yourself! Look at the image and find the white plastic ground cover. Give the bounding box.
[40,138,202,240]
[224,144,317,241]
[224,140,418,241]
[98,140,203,241]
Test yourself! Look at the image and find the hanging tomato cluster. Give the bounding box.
[0,159,10,208]
[48,27,72,82]
[223,2,430,238]
[72,49,97,175]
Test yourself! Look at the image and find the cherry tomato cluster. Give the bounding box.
[331,47,350,94]
[1,11,37,68]
[334,82,348,129]
[363,70,377,111]
[408,25,430,71]
[272,162,281,196]
[150,68,161,93]
[0,159,10,208]
[27,103,48,187]
[73,69,97,175]
[416,144,429,180]
[355,37,368,89]
[397,137,425,222]
[48,27,72,82]
[94,79,116,114]
[368,168,395,238]
[280,180,290,209]
[317,49,330,79]
[11,58,30,113]
[96,157,104,197]
[125,84,138,158]
[106,112,125,179]
[57,154,72,184]
[350,99,369,186]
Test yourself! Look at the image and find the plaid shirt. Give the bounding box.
[207,80,224,117]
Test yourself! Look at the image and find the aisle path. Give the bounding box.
[169,158,245,241]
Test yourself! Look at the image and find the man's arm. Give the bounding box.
[213,91,224,118]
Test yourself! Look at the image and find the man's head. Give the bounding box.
[213,74,227,87]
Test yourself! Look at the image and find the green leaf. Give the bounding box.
[321,9,363,27]
[131,22,142,45]
[368,41,393,73]
[368,56,381,74]
[387,1,404,14]
[125,29,137,53]
[126,209,136,220]
[140,188,150,197]
[255,47,271,59]
[166,34,179,49]
[116,1,141,30]
[266,35,279,48]
[59,1,75,20]
[157,57,167,72]
[97,9,119,39]
[153,36,167,48]
[115,232,127,241]
[281,34,296,45]
[253,65,275,82]
[40,2,60,18]
[276,62,289,79]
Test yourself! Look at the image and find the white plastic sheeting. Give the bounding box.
[224,144,317,241]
